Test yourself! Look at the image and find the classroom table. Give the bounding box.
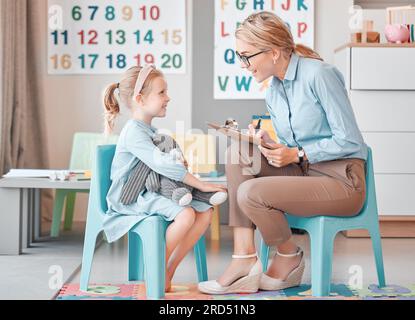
[0,177,90,255]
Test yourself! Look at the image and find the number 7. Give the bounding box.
[88,6,99,20]
[90,54,98,68]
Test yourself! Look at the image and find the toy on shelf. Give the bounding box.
[351,20,380,44]
[385,5,415,43]
[385,24,410,43]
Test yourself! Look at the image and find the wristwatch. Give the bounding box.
[297,146,309,176]
[297,146,305,164]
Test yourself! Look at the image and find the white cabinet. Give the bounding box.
[350,47,415,90]
[335,44,415,217]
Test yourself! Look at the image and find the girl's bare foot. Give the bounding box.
[165,273,173,292]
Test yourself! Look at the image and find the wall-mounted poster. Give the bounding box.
[48,0,187,74]
[214,0,315,99]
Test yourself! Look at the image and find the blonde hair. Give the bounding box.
[103,66,164,134]
[236,11,322,61]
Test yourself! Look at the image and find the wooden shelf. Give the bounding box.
[335,42,415,53]
[342,215,415,238]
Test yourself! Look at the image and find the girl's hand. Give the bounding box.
[198,182,227,193]
[258,144,299,168]
[248,124,276,145]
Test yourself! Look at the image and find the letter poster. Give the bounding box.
[215,0,314,99]
[48,0,187,74]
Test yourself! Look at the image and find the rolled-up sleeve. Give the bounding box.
[304,65,365,163]
[124,126,188,182]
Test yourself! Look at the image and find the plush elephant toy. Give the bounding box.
[119,134,227,207]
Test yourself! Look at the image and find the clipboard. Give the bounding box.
[206,122,278,149]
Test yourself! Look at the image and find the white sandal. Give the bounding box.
[259,247,305,291]
[198,253,262,294]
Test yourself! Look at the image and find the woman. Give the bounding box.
[199,11,367,294]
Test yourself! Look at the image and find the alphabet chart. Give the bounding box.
[48,0,187,74]
[214,0,315,99]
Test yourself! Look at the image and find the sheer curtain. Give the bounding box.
[0,0,52,220]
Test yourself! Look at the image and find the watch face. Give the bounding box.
[298,150,305,157]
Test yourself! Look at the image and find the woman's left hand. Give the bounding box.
[258,143,298,168]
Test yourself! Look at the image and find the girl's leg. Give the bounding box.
[166,208,213,289]
[165,207,196,270]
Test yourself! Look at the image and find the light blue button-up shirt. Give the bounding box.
[266,53,367,164]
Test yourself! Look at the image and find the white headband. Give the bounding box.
[133,64,155,97]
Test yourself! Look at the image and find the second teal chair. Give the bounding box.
[259,148,386,296]
[50,133,118,237]
[80,145,208,299]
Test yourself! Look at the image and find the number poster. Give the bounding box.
[214,0,315,99]
[48,0,187,74]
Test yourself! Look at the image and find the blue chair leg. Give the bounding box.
[194,235,208,282]
[137,222,166,299]
[259,236,270,272]
[63,191,76,231]
[369,226,386,288]
[310,228,335,296]
[79,227,101,292]
[50,190,67,237]
[128,231,144,281]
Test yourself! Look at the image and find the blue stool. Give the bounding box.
[259,148,386,296]
[80,145,208,299]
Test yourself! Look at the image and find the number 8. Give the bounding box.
[106,6,115,20]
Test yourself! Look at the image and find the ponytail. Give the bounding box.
[102,66,165,135]
[103,83,120,135]
[294,43,323,61]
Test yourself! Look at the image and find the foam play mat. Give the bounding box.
[56,283,415,300]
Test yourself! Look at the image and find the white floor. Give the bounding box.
[0,222,85,300]
[1,223,415,299]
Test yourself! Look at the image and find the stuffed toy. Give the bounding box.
[119,134,227,207]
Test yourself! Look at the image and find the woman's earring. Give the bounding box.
[273,57,277,64]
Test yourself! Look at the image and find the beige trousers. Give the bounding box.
[226,141,366,247]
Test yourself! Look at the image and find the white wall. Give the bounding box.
[315,2,388,61]
[315,0,353,63]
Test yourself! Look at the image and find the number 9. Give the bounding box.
[122,6,132,21]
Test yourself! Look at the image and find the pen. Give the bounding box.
[255,118,262,130]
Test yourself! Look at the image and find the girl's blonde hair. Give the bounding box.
[236,11,322,61]
[103,66,164,135]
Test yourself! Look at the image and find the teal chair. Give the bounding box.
[50,133,118,237]
[80,145,208,299]
[259,148,386,296]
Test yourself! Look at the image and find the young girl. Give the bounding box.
[102,64,226,291]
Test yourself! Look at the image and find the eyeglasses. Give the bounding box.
[235,50,269,67]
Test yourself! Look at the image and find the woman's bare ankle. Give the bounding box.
[217,256,257,286]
